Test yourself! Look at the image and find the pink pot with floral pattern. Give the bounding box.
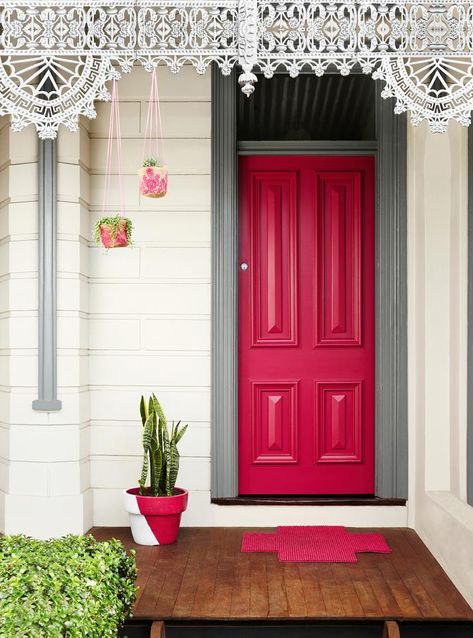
[139,165,168,199]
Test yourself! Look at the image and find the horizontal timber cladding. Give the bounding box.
[211,71,408,499]
[88,67,213,525]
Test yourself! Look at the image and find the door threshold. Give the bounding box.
[211,496,406,506]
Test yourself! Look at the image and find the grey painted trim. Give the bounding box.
[238,140,377,154]
[468,129,473,506]
[375,84,408,498]
[32,139,62,412]
[211,67,238,497]
[212,74,408,498]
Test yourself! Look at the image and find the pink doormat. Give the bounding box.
[241,526,392,563]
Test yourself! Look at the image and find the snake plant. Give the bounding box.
[138,394,188,497]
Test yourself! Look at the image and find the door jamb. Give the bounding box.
[211,69,408,499]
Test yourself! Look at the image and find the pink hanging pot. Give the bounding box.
[138,163,168,199]
[139,69,168,199]
[95,80,133,250]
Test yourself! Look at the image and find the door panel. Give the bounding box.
[238,156,375,495]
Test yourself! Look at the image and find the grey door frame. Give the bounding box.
[211,69,408,499]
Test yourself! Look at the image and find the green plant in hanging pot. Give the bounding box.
[123,394,188,546]
[94,215,133,249]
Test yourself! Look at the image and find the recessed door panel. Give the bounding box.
[239,156,375,495]
[251,173,298,346]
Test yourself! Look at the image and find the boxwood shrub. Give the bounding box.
[0,534,137,637]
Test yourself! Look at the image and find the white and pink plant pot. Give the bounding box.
[124,487,188,546]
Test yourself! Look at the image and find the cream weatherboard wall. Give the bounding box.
[86,67,406,528]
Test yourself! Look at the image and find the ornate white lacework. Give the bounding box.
[1,1,472,137]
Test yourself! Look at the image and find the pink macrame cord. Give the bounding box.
[102,80,125,218]
[143,68,165,164]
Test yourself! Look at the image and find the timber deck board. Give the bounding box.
[90,527,473,623]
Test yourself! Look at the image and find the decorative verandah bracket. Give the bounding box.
[1,1,473,138]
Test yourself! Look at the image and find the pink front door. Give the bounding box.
[238,156,375,495]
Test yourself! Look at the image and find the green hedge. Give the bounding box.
[0,534,137,637]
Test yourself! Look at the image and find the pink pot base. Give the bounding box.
[124,487,188,545]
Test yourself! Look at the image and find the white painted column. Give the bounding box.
[0,120,91,538]
[408,121,473,605]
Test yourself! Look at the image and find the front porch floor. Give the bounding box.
[91,527,473,624]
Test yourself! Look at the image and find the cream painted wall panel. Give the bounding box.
[89,246,140,279]
[142,318,210,351]
[89,282,210,315]
[91,102,210,139]
[57,128,81,164]
[91,455,209,490]
[141,247,210,280]
[57,239,87,276]
[9,128,37,165]
[57,316,88,350]
[90,139,210,175]
[89,319,141,350]
[57,354,88,388]
[0,243,8,275]
[90,102,142,137]
[7,391,88,426]
[8,278,37,311]
[0,319,8,349]
[57,163,81,202]
[4,493,88,538]
[58,201,88,239]
[89,389,210,422]
[0,281,9,313]
[118,66,210,101]
[130,212,210,244]
[143,102,210,138]
[6,202,37,236]
[0,207,9,241]
[0,356,9,386]
[90,422,210,457]
[0,459,9,493]
[9,424,84,462]
[8,164,37,202]
[9,461,48,495]
[89,174,210,211]
[89,354,210,387]
[8,240,37,273]
[9,356,37,387]
[57,277,88,313]
[0,173,8,208]
[0,127,9,166]
[5,317,37,349]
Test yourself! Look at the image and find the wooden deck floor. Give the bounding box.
[91,527,473,624]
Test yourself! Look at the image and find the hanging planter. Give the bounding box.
[139,69,168,199]
[94,215,133,249]
[139,159,168,199]
[96,80,133,249]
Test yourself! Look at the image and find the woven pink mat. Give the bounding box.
[241,526,391,563]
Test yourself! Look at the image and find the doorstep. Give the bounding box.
[210,496,407,506]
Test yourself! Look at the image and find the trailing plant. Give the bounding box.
[0,534,136,638]
[94,215,133,249]
[138,394,188,497]
[142,156,160,167]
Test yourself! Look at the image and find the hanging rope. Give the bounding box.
[95,79,133,249]
[102,79,125,217]
[139,68,168,199]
